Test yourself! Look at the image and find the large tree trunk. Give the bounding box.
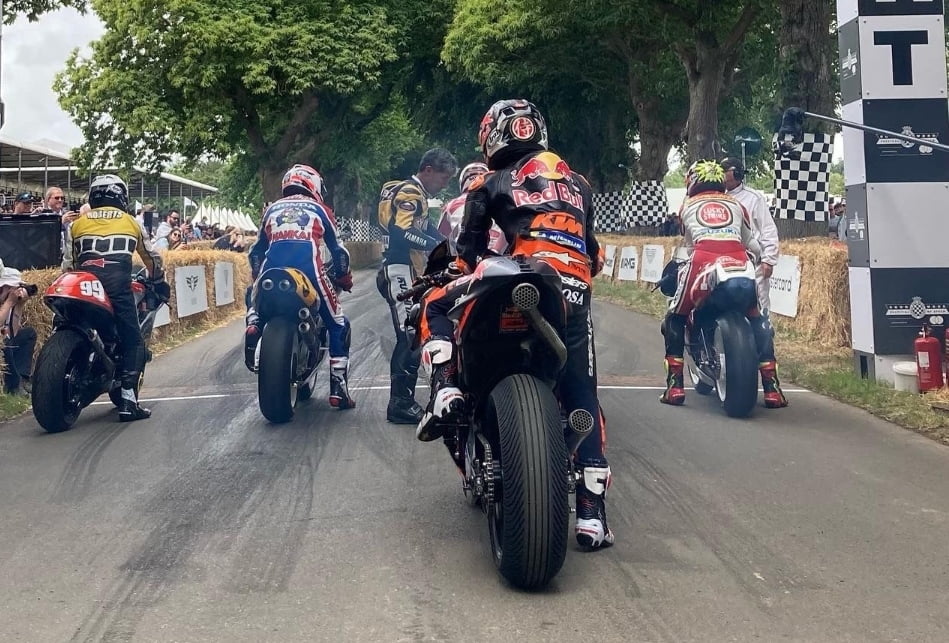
[635,99,683,181]
[676,5,761,162]
[776,0,835,132]
[259,165,284,203]
[678,38,729,162]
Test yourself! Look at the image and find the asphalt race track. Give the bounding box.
[2,269,948,642]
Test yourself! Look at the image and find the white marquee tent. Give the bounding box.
[189,203,257,232]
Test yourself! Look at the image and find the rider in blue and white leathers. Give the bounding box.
[245,164,356,409]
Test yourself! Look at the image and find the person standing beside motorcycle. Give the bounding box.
[417,99,614,551]
[720,157,788,409]
[245,164,356,410]
[436,162,507,255]
[658,161,787,408]
[375,148,457,424]
[62,175,169,422]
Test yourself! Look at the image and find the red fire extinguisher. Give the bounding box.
[915,326,944,392]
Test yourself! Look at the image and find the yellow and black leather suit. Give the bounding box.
[376,177,442,266]
[63,206,164,378]
[63,206,164,280]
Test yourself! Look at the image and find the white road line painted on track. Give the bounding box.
[599,386,811,393]
[87,386,811,404]
[90,393,232,406]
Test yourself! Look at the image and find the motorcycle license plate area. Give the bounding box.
[499,306,528,332]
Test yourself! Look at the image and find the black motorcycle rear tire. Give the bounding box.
[32,330,88,433]
[716,311,758,418]
[487,374,569,590]
[258,317,298,423]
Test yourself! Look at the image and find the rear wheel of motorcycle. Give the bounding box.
[31,330,88,433]
[486,374,568,590]
[714,311,758,418]
[257,317,298,423]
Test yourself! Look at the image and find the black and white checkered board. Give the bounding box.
[593,181,668,232]
[337,218,385,243]
[772,132,833,222]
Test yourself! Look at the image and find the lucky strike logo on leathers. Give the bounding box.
[697,202,733,228]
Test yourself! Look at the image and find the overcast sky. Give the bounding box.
[2,7,104,153]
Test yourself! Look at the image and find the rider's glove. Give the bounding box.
[445,262,464,280]
[333,271,354,292]
[153,280,171,302]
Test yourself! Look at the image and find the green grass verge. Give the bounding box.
[0,392,30,422]
[0,308,245,425]
[594,279,949,443]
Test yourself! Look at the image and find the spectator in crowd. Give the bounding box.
[180,221,199,242]
[154,209,181,239]
[0,259,37,396]
[214,225,246,251]
[142,204,157,237]
[829,200,846,239]
[660,211,681,236]
[154,228,184,251]
[42,187,67,215]
[12,192,40,216]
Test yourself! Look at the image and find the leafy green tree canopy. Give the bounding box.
[55,0,399,198]
[3,0,86,23]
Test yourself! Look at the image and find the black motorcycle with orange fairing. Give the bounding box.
[399,245,594,590]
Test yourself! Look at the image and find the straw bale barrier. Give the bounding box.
[0,249,250,378]
[597,234,851,349]
[0,241,384,379]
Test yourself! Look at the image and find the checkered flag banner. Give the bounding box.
[772,132,833,222]
[593,181,668,232]
[336,218,385,243]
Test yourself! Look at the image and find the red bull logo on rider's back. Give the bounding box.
[511,152,583,209]
[510,152,572,187]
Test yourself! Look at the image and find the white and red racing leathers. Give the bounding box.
[670,191,762,317]
[437,193,506,256]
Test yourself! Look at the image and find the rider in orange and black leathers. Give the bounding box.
[415,99,614,551]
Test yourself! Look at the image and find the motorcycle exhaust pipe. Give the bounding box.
[511,283,567,372]
[299,321,311,335]
[564,408,594,455]
[83,328,115,374]
[298,308,311,320]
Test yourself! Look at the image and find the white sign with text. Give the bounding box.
[174,265,209,318]
[640,244,666,283]
[602,245,617,279]
[616,246,639,282]
[214,261,235,306]
[768,254,802,318]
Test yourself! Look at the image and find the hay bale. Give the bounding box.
[777,239,850,348]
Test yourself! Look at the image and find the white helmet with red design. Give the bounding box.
[478,99,548,167]
[458,162,488,193]
[281,164,326,201]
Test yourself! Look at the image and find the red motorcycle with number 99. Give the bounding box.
[31,268,167,433]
